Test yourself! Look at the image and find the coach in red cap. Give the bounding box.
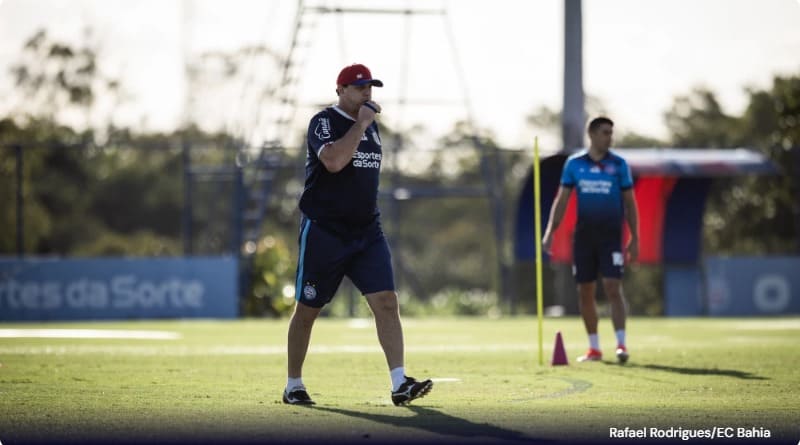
[282,64,433,407]
[336,63,384,88]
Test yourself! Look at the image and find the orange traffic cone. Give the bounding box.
[551,331,569,366]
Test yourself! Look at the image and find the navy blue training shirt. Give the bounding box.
[560,149,633,232]
[299,105,383,227]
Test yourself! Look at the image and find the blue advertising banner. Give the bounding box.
[664,266,704,316]
[705,257,800,316]
[0,257,239,321]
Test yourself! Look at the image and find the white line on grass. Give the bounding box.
[0,343,534,356]
[0,329,182,340]
[346,318,372,329]
[732,320,800,330]
[4,337,795,356]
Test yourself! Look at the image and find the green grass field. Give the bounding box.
[1,317,799,444]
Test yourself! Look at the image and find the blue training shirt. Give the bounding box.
[560,149,633,232]
[299,105,383,228]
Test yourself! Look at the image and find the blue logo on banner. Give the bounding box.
[0,257,239,321]
[705,257,800,316]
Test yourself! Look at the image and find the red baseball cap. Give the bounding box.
[336,63,383,87]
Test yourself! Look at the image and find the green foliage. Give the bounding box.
[88,147,183,237]
[524,95,610,143]
[665,88,740,148]
[71,230,181,256]
[511,262,664,316]
[303,287,502,319]
[242,235,296,317]
[390,198,497,300]
[9,29,120,129]
[664,77,800,255]
[614,132,668,148]
[620,265,663,316]
[404,288,503,317]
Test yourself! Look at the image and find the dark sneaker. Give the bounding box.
[283,386,315,405]
[616,345,629,364]
[391,376,433,406]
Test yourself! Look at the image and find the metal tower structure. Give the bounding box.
[563,0,585,151]
[182,0,514,309]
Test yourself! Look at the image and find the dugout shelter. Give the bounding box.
[515,148,777,315]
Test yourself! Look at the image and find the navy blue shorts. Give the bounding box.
[572,229,624,283]
[294,217,395,308]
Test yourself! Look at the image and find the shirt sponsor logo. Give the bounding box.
[314,117,332,140]
[352,150,382,169]
[577,179,613,194]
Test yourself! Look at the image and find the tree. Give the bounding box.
[9,29,121,131]
[665,88,740,148]
[663,76,800,254]
[525,96,612,149]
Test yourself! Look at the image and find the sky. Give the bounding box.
[1,0,799,153]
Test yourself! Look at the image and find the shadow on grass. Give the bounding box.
[314,405,548,444]
[610,362,768,380]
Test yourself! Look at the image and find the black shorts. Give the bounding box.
[294,216,395,308]
[572,229,624,283]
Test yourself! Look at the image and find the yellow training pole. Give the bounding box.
[533,137,545,366]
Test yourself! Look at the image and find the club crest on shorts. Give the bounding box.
[303,283,317,300]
